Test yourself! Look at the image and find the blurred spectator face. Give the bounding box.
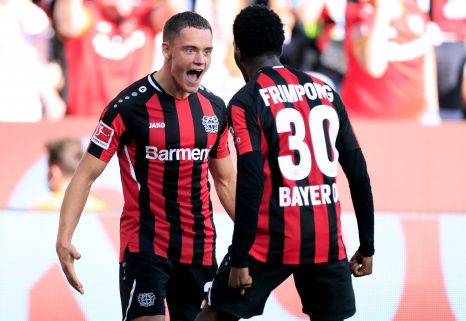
[165,27,213,96]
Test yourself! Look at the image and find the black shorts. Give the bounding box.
[208,254,355,320]
[119,249,217,321]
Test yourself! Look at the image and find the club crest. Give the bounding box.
[202,115,219,134]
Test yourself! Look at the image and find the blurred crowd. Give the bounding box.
[0,0,465,123]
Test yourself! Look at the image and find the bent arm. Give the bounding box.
[350,0,392,77]
[53,0,89,38]
[339,148,374,256]
[209,156,236,220]
[230,151,263,268]
[421,46,440,123]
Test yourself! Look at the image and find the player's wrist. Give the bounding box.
[229,248,250,268]
[358,244,375,257]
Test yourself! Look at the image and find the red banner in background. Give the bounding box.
[2,118,465,212]
[1,119,466,320]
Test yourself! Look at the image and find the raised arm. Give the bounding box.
[209,156,236,220]
[53,0,89,38]
[56,153,107,294]
[349,0,393,77]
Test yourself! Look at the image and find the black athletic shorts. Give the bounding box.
[119,248,217,321]
[207,253,355,320]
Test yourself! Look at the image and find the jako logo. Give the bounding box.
[149,122,165,129]
[145,146,211,161]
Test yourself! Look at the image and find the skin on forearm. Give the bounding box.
[209,157,236,220]
[53,0,89,38]
[57,154,106,244]
[214,177,236,220]
[353,0,392,77]
[57,177,92,244]
[424,47,440,112]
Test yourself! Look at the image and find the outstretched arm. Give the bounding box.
[53,0,89,38]
[56,153,107,294]
[349,0,393,77]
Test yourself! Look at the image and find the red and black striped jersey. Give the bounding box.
[88,73,229,265]
[228,65,367,265]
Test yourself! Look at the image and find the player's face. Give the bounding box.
[166,27,213,98]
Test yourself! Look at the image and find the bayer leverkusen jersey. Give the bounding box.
[228,66,360,264]
[88,74,229,265]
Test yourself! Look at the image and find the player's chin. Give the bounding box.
[184,81,202,93]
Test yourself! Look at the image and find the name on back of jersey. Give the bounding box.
[279,183,339,207]
[259,82,334,107]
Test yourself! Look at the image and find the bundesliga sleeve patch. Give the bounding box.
[91,121,115,150]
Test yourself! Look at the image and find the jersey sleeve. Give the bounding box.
[334,92,360,153]
[228,94,261,156]
[87,105,126,163]
[227,93,263,267]
[209,98,230,159]
[335,92,375,256]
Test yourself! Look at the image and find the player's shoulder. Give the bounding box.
[198,85,227,109]
[106,75,155,110]
[229,80,257,107]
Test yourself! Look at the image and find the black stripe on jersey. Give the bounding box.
[323,120,339,259]
[296,70,340,261]
[188,94,209,264]
[160,94,182,261]
[130,100,155,253]
[258,69,288,262]
[282,68,319,263]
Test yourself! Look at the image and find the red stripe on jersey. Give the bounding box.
[310,74,345,261]
[197,94,217,265]
[276,68,331,263]
[175,98,195,263]
[109,114,140,262]
[274,68,311,263]
[257,71,301,264]
[146,94,170,258]
[230,105,253,155]
[336,200,346,259]
[250,125,271,261]
[119,142,141,257]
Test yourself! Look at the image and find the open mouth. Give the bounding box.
[187,69,203,83]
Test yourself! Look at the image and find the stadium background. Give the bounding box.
[1,119,465,320]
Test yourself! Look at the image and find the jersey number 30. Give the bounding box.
[276,105,339,181]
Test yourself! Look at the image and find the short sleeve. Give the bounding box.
[87,108,126,163]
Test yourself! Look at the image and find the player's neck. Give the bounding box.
[152,68,191,99]
[245,56,282,80]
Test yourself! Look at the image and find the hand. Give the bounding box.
[349,250,373,277]
[228,267,253,295]
[56,241,84,294]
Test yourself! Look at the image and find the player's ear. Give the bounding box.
[48,164,63,191]
[233,42,242,62]
[233,42,245,68]
[162,42,171,60]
